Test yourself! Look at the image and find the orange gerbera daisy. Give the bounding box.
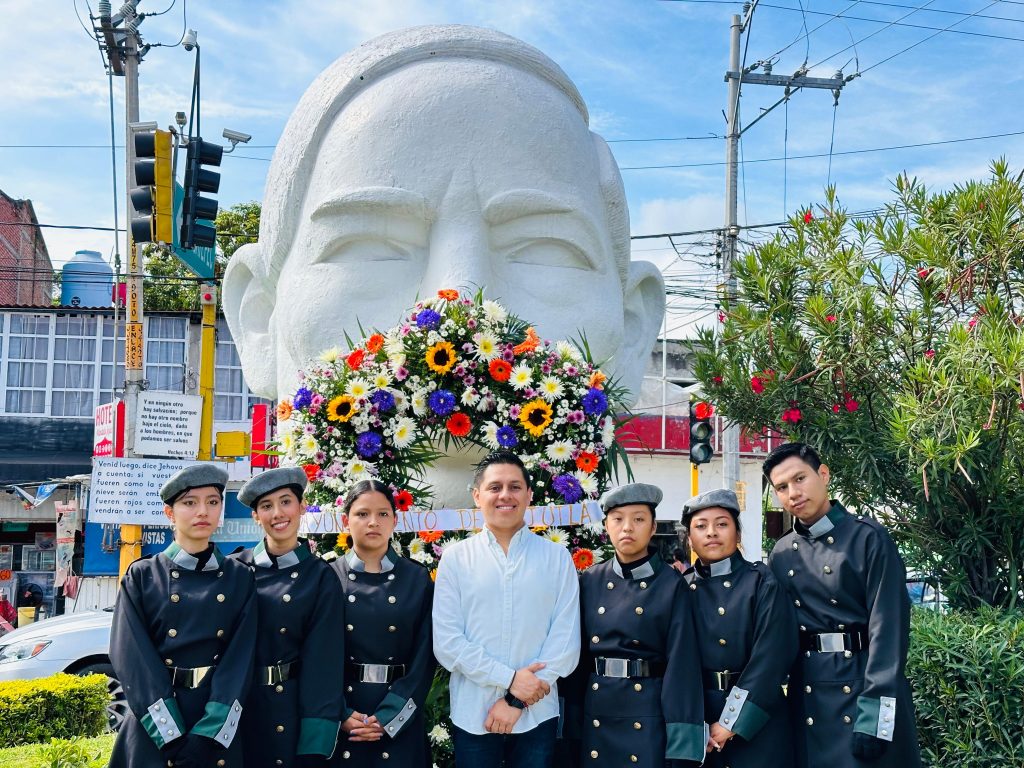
[276,400,293,421]
[437,289,460,301]
[575,451,599,473]
[513,327,540,355]
[365,333,385,354]
[588,370,607,390]
[418,530,443,544]
[572,548,595,571]
[488,359,512,382]
[346,348,365,370]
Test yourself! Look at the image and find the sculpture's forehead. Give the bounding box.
[307,59,601,207]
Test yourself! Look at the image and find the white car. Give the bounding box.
[0,608,124,729]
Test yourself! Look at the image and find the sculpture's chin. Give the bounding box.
[419,442,491,510]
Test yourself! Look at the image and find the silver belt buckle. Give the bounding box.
[714,671,729,689]
[816,633,846,653]
[362,663,390,684]
[603,658,629,678]
[263,663,289,685]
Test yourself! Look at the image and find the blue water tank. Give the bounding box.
[61,250,113,307]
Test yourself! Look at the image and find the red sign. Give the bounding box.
[250,403,278,468]
[93,400,125,458]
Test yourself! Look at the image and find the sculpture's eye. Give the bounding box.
[506,238,591,270]
[316,236,413,264]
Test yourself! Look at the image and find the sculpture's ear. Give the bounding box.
[222,243,278,399]
[618,260,666,402]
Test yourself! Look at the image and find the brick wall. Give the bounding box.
[0,192,53,305]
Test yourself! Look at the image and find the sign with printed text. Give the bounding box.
[89,458,231,525]
[134,392,202,458]
[126,322,143,369]
[300,500,605,535]
[93,400,125,458]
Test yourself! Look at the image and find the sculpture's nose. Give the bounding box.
[421,170,491,293]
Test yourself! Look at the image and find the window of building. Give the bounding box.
[145,316,187,392]
[4,314,50,414]
[214,319,268,421]
[51,315,99,416]
[99,317,126,406]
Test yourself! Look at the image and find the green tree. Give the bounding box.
[142,201,260,311]
[694,161,1024,610]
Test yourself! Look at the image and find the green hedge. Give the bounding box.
[0,674,109,747]
[909,607,1024,767]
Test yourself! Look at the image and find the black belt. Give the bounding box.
[702,668,744,691]
[799,628,868,654]
[169,665,214,688]
[259,660,300,686]
[594,657,666,679]
[347,663,406,684]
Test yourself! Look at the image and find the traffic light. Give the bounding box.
[180,137,223,249]
[689,398,715,465]
[129,129,173,244]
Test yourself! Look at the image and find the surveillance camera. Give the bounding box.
[222,129,252,144]
[182,29,198,51]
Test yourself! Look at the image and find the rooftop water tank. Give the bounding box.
[61,250,113,307]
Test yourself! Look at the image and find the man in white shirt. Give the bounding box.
[433,451,581,768]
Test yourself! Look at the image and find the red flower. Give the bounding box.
[918,268,933,279]
[751,376,765,394]
[365,333,384,354]
[393,489,414,511]
[446,412,472,437]
[925,349,936,359]
[781,407,802,424]
[718,311,726,323]
[572,548,595,571]
[1019,401,1024,411]
[346,349,365,370]
[762,369,776,380]
[968,318,977,329]
[832,404,841,414]
[845,398,859,412]
[826,314,837,323]
[489,359,512,382]
[803,210,813,223]
[302,464,320,483]
[575,452,599,473]
[418,530,443,544]
[712,376,724,385]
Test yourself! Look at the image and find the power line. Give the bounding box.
[618,128,1024,170]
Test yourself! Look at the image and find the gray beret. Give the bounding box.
[682,488,740,520]
[238,467,308,509]
[160,464,229,504]
[599,482,663,514]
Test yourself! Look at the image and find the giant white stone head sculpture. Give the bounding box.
[223,24,665,410]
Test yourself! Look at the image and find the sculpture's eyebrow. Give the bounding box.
[311,186,433,222]
[482,189,579,226]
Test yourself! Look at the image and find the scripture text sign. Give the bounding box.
[135,392,203,458]
[89,458,229,525]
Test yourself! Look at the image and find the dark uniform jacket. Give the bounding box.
[109,543,257,768]
[232,539,346,767]
[329,549,435,768]
[568,551,705,767]
[769,502,922,768]
[685,550,797,768]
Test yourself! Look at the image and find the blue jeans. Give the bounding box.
[453,717,557,768]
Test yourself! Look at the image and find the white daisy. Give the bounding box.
[543,528,570,547]
[545,440,573,463]
[575,471,598,496]
[428,724,451,745]
[383,332,405,357]
[278,432,295,456]
[299,434,319,456]
[319,347,341,363]
[373,371,392,389]
[481,422,500,450]
[392,417,417,449]
[411,390,428,416]
[472,331,501,361]
[346,377,370,399]
[392,390,409,412]
[389,352,407,369]
[510,363,533,390]
[482,300,508,324]
[539,376,564,402]
[345,458,376,480]
[461,389,480,407]
[556,339,582,362]
[601,417,616,447]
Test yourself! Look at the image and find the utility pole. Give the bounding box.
[721,4,848,494]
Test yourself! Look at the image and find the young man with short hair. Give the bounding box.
[764,442,921,768]
[432,451,580,768]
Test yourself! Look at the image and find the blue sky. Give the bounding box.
[3,0,1022,331]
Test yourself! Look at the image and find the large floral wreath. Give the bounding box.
[274,288,627,570]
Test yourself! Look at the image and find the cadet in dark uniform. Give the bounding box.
[233,467,347,768]
[764,443,922,768]
[681,488,797,768]
[569,483,706,767]
[329,479,435,767]
[109,464,257,768]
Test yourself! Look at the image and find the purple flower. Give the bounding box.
[370,389,396,412]
[552,474,584,503]
[394,365,409,381]
[307,505,321,515]
[432,543,444,557]
[428,389,457,416]
[502,346,516,362]
[566,410,585,424]
[416,308,442,330]
[355,431,383,458]
[509,405,522,419]
[564,364,579,376]
[581,387,608,416]
[292,387,313,409]
[541,363,552,374]
[496,425,518,448]
[467,317,478,329]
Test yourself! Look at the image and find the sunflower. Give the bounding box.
[426,341,457,375]
[336,532,351,551]
[326,394,357,422]
[519,398,553,437]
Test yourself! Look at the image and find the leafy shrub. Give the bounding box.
[35,736,101,768]
[0,674,108,747]
[909,607,1024,767]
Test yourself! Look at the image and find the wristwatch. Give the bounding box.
[503,691,527,709]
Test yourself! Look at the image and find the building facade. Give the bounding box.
[0,192,53,306]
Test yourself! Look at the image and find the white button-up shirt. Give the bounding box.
[433,525,581,734]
